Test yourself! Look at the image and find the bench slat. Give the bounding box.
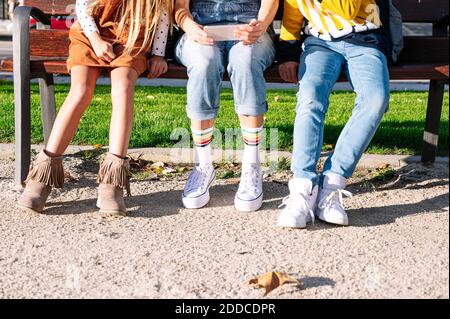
[30,30,70,57]
[20,0,75,16]
[1,59,448,81]
[27,29,450,65]
[20,1,449,23]
[398,36,449,64]
[393,0,449,23]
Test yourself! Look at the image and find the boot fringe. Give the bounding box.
[26,151,64,188]
[97,154,131,196]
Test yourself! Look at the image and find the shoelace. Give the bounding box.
[279,193,315,224]
[240,165,261,194]
[185,166,210,193]
[318,189,353,210]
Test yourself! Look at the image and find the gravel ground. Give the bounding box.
[0,156,448,299]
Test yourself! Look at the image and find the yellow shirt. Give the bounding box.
[280,0,382,42]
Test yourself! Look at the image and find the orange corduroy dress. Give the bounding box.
[66,0,149,75]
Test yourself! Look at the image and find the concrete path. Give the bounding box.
[0,156,448,298]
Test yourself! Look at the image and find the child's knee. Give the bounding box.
[229,37,274,75]
[296,81,330,115]
[69,83,95,104]
[360,87,390,115]
[113,78,135,96]
[189,55,224,78]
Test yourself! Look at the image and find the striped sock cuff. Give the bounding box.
[192,127,214,148]
[241,126,263,146]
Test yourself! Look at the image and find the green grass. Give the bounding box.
[0,80,448,155]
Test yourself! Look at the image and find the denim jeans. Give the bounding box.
[292,36,390,186]
[175,33,275,120]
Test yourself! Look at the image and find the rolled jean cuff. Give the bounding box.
[187,107,219,121]
[235,102,268,117]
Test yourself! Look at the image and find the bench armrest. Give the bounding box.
[14,6,51,26]
[12,6,51,79]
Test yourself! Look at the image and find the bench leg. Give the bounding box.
[39,74,57,146]
[13,8,32,185]
[14,78,32,186]
[421,80,445,163]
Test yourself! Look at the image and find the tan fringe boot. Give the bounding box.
[96,153,131,216]
[17,150,64,213]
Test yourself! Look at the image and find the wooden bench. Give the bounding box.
[0,0,448,184]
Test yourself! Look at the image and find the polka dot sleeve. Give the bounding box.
[76,0,99,37]
[151,11,170,57]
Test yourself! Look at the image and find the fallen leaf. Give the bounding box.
[377,163,390,170]
[151,161,165,169]
[274,95,281,102]
[64,171,79,182]
[147,95,156,100]
[93,144,102,150]
[162,167,176,175]
[129,154,147,169]
[177,167,188,174]
[249,271,299,296]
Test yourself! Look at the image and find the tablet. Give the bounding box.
[204,24,247,41]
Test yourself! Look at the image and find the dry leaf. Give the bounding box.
[129,154,147,169]
[249,271,299,296]
[162,167,176,175]
[177,167,188,174]
[64,171,79,182]
[93,144,102,150]
[377,163,390,170]
[151,161,165,169]
[274,95,281,102]
[147,95,156,100]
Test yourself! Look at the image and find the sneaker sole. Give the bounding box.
[276,218,307,229]
[317,214,349,226]
[182,191,210,209]
[182,172,215,209]
[234,193,263,212]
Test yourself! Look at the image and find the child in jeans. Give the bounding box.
[277,0,391,228]
[18,0,172,216]
[174,0,278,212]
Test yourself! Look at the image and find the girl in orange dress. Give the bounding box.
[18,0,173,216]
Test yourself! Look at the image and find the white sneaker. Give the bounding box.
[234,164,263,212]
[277,178,318,229]
[182,164,215,209]
[316,173,352,226]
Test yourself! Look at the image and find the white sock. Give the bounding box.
[241,125,263,169]
[192,127,213,167]
[195,144,212,167]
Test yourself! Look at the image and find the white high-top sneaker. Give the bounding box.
[277,178,318,229]
[182,164,215,209]
[234,164,263,212]
[316,173,352,226]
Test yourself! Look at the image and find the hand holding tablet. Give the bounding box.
[198,20,265,45]
[233,20,266,45]
[203,24,248,42]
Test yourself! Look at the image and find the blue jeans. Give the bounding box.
[292,36,390,186]
[175,33,275,120]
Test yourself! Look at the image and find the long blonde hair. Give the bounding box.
[89,0,173,56]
